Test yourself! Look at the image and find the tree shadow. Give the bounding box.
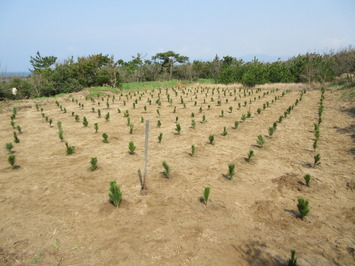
[284,209,299,218]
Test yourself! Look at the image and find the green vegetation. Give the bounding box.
[175,123,181,134]
[109,181,122,207]
[256,135,265,147]
[304,174,311,187]
[105,112,110,121]
[221,126,228,136]
[102,133,108,143]
[162,161,171,178]
[191,144,196,156]
[8,154,19,169]
[246,150,254,162]
[83,116,89,127]
[297,198,309,220]
[13,132,20,143]
[94,123,99,133]
[314,154,321,167]
[227,164,235,180]
[158,132,163,143]
[287,250,297,266]
[90,157,98,171]
[5,142,14,153]
[58,129,64,141]
[65,142,75,155]
[208,134,215,145]
[203,187,210,205]
[233,121,239,129]
[128,141,136,154]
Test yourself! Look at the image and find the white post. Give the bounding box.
[143,120,149,189]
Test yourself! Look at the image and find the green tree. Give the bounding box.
[152,51,189,79]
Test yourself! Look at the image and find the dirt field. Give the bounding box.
[0,83,354,265]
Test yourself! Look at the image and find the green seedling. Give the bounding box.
[287,249,297,266]
[105,112,110,121]
[65,142,75,155]
[10,121,15,129]
[247,110,252,118]
[220,110,224,117]
[233,121,239,129]
[191,119,196,129]
[246,150,254,162]
[209,134,214,145]
[268,127,274,137]
[257,108,261,114]
[175,124,181,135]
[228,164,235,180]
[94,123,99,133]
[16,125,22,133]
[8,154,19,169]
[256,135,265,147]
[203,187,210,205]
[90,157,98,171]
[304,174,311,187]
[98,109,101,118]
[102,133,108,143]
[75,115,80,122]
[158,132,163,143]
[6,142,14,153]
[202,115,207,123]
[157,120,161,127]
[128,141,136,154]
[241,114,246,121]
[129,124,134,134]
[156,109,160,116]
[162,161,171,178]
[57,121,62,130]
[229,106,233,113]
[83,117,88,127]
[58,129,64,141]
[13,132,20,143]
[191,144,196,156]
[221,126,228,136]
[109,181,122,207]
[313,154,321,167]
[297,198,309,220]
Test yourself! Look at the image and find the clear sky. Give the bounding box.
[0,0,354,72]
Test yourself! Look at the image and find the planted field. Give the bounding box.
[0,84,354,265]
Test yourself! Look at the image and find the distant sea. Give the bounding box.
[0,72,31,77]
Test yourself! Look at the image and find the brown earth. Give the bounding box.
[0,84,354,265]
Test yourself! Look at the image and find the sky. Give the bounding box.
[0,0,354,72]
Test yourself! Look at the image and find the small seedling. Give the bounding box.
[129,124,134,134]
[58,129,64,141]
[102,133,108,143]
[141,116,144,123]
[257,108,261,114]
[208,134,214,145]
[105,112,110,121]
[256,135,265,147]
[57,121,62,130]
[98,109,101,118]
[304,174,311,187]
[175,124,181,135]
[175,116,179,123]
[313,154,321,167]
[90,157,98,171]
[203,187,210,205]
[162,161,171,178]
[128,141,136,154]
[75,115,80,122]
[83,117,88,127]
[16,125,22,133]
[10,121,15,129]
[158,132,163,143]
[65,142,75,155]
[278,116,283,123]
[221,126,228,136]
[220,110,224,117]
[127,117,131,126]
[233,121,239,129]
[246,150,254,162]
[229,106,233,113]
[157,120,161,127]
[202,115,207,123]
[13,132,20,143]
[297,198,309,220]
[8,154,19,169]
[287,249,297,266]
[241,114,246,121]
[313,140,318,150]
[109,181,122,207]
[191,144,196,156]
[247,110,252,118]
[6,142,14,153]
[94,123,98,133]
[156,109,160,116]
[228,164,235,180]
[268,127,274,137]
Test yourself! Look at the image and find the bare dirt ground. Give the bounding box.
[0,83,354,265]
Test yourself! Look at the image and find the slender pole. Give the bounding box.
[143,120,149,189]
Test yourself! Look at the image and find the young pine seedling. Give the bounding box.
[191,144,196,156]
[65,142,75,155]
[6,142,14,153]
[208,134,215,145]
[313,140,318,150]
[157,120,161,127]
[268,127,274,137]
[102,133,109,143]
[162,161,171,178]
[141,116,144,123]
[233,121,239,129]
[75,115,80,122]
[203,187,210,205]
[287,250,297,266]
[256,135,265,147]
[128,141,136,154]
[16,125,22,133]
[221,126,228,136]
[105,112,110,121]
[304,174,311,187]
[246,150,254,162]
[257,108,261,114]
[297,198,309,220]
[58,129,64,141]
[227,164,235,180]
[8,154,19,169]
[202,115,207,123]
[83,117,89,127]
[229,106,233,113]
[175,124,181,135]
[13,132,20,143]
[10,121,15,129]
[90,157,98,171]
[158,132,163,143]
[97,109,101,118]
[313,154,321,167]
[49,118,53,127]
[220,110,224,117]
[109,181,122,207]
[247,110,252,118]
[156,109,160,116]
[241,114,246,122]
[57,121,62,130]
[129,124,134,134]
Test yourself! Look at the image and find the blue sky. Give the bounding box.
[0,0,354,72]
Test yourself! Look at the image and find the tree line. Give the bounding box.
[1,47,354,99]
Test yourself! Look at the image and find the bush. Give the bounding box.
[297,198,309,220]
[268,127,274,137]
[109,181,122,207]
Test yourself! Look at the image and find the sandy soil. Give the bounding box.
[0,84,354,265]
